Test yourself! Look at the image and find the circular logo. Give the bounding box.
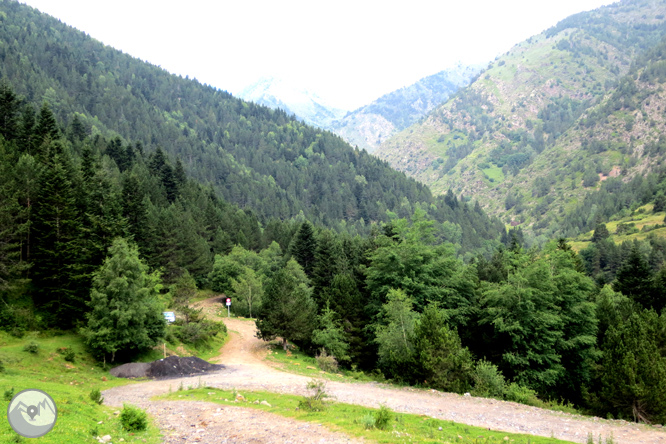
[7,389,58,438]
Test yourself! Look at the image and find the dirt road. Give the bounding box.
[103,298,666,444]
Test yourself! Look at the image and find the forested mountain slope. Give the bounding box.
[0,0,502,250]
[376,0,666,239]
[331,65,480,152]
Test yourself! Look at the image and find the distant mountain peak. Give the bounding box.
[238,77,346,130]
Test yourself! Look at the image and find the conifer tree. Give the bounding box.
[82,238,165,362]
[414,304,474,393]
[34,102,59,151]
[599,310,666,424]
[290,221,317,278]
[613,245,656,310]
[31,143,84,326]
[0,81,20,141]
[256,259,315,348]
[17,105,36,155]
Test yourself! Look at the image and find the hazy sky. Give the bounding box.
[20,0,615,110]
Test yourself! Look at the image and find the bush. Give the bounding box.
[504,382,541,406]
[374,404,392,430]
[316,349,339,373]
[57,347,76,362]
[4,387,15,401]
[64,348,76,362]
[472,360,506,398]
[0,357,4,373]
[175,319,225,345]
[360,414,375,429]
[89,388,104,405]
[120,404,148,432]
[298,379,329,412]
[23,341,39,354]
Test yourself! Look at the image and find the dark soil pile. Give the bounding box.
[110,356,224,379]
[148,356,224,378]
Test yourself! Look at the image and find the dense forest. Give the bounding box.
[0,0,503,254]
[0,0,665,428]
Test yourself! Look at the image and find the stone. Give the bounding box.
[260,401,271,407]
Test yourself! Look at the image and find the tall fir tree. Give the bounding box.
[290,220,317,278]
[31,142,85,326]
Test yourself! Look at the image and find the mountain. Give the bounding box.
[238,77,347,130]
[331,64,481,152]
[376,0,666,239]
[0,0,503,251]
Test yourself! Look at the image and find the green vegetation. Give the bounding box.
[376,0,666,243]
[159,387,576,444]
[0,332,160,443]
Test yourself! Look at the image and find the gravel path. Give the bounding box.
[103,298,666,444]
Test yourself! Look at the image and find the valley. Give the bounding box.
[1,1,666,441]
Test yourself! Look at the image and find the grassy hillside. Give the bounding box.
[0,331,161,443]
[376,0,666,240]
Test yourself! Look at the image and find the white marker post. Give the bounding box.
[226,297,231,317]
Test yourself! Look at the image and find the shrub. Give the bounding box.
[360,414,375,429]
[504,382,541,406]
[175,319,224,345]
[4,387,15,401]
[316,349,338,373]
[298,379,329,412]
[59,347,76,362]
[89,388,104,405]
[23,341,39,354]
[374,404,392,430]
[0,357,4,373]
[64,349,75,362]
[120,404,148,432]
[472,360,506,398]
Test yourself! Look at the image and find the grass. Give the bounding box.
[0,331,161,443]
[482,165,505,183]
[570,206,666,251]
[158,387,577,444]
[265,343,382,383]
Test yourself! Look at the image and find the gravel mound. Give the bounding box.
[110,356,224,379]
[109,362,151,378]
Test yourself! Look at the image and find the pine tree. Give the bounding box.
[0,80,21,142]
[31,143,84,326]
[67,113,87,144]
[599,310,666,424]
[592,223,610,243]
[290,221,317,278]
[34,102,59,152]
[256,259,315,348]
[82,238,165,362]
[614,245,656,310]
[414,304,474,393]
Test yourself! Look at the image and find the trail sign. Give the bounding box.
[226,298,231,306]
[225,298,231,318]
[163,312,175,323]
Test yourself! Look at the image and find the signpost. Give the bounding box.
[162,312,175,358]
[226,298,231,317]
